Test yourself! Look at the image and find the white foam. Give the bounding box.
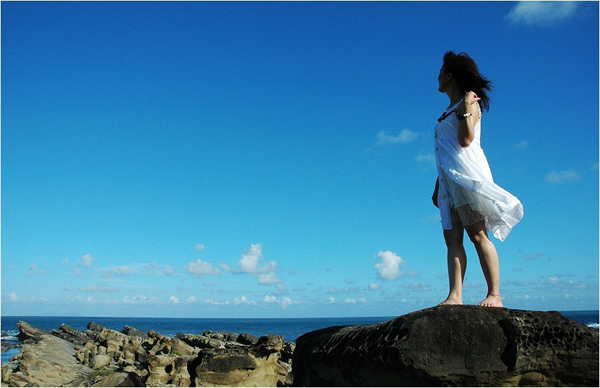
[587,323,599,330]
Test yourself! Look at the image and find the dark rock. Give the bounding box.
[17,321,50,342]
[237,332,260,345]
[1,332,9,337]
[1,342,21,353]
[204,330,240,342]
[176,333,226,348]
[88,321,106,333]
[91,371,144,387]
[253,334,285,356]
[122,325,149,339]
[292,305,599,387]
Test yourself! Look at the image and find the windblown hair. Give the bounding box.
[443,51,492,111]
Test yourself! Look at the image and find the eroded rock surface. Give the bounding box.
[2,321,293,387]
[292,305,599,387]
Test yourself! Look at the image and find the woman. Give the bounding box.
[433,51,524,308]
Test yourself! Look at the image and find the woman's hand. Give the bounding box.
[464,91,481,106]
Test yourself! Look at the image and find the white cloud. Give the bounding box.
[80,254,95,268]
[205,298,230,305]
[185,259,220,276]
[169,296,180,304]
[369,283,380,290]
[281,297,294,308]
[545,169,581,183]
[196,243,207,251]
[186,296,197,303]
[374,250,405,280]
[358,298,367,303]
[547,276,560,285]
[264,295,277,303]
[123,295,160,304]
[239,243,263,273]
[376,129,418,145]
[163,265,175,276]
[345,298,357,304]
[327,297,336,304]
[506,2,579,27]
[258,272,283,285]
[415,152,436,167]
[9,292,18,302]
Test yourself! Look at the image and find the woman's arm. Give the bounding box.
[456,91,481,148]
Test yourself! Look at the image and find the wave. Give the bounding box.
[587,323,599,330]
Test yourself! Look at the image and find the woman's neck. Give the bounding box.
[446,87,464,107]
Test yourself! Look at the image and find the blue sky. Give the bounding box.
[2,1,598,318]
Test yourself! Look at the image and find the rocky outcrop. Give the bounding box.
[292,305,599,386]
[2,321,293,387]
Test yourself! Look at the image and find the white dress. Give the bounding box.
[434,100,524,241]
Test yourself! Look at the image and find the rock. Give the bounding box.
[176,333,227,349]
[292,305,599,386]
[253,334,285,356]
[170,337,198,356]
[99,328,128,344]
[92,371,143,387]
[7,332,93,386]
[146,354,178,386]
[204,330,240,342]
[237,332,260,345]
[1,341,21,353]
[90,354,112,370]
[17,320,50,341]
[122,325,149,339]
[193,348,289,386]
[88,321,106,333]
[2,332,9,337]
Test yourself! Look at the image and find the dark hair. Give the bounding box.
[443,51,492,111]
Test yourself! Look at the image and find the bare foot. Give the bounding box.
[438,296,463,306]
[478,293,503,308]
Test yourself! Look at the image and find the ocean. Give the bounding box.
[2,310,598,364]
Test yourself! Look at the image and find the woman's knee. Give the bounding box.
[466,228,489,245]
[443,229,463,248]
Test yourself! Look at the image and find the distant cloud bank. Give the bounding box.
[506,1,579,27]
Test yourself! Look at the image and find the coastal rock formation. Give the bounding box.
[292,305,599,386]
[1,321,294,387]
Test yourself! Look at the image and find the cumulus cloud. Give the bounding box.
[169,296,180,304]
[506,2,580,27]
[258,272,283,285]
[545,169,581,183]
[264,295,277,303]
[547,276,560,285]
[327,297,336,304]
[369,283,380,290]
[376,129,418,145]
[186,296,197,303]
[196,244,207,251]
[205,298,230,305]
[123,295,160,304]
[281,297,294,308]
[374,250,405,280]
[9,292,18,302]
[185,259,220,276]
[80,254,95,268]
[358,298,367,303]
[345,298,357,304]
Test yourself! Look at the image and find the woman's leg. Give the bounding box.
[465,220,503,307]
[439,222,467,305]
